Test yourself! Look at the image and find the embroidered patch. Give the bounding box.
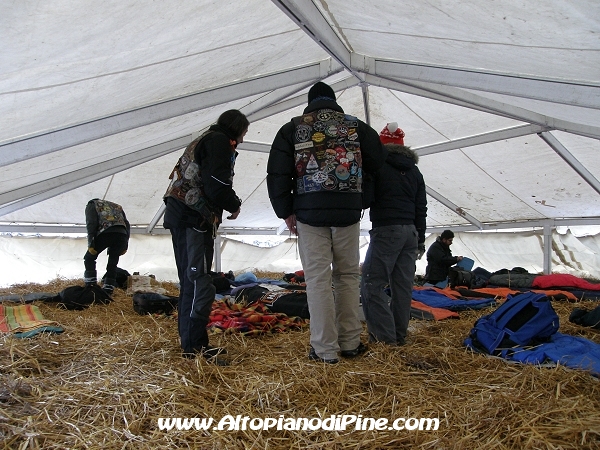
[312,132,326,143]
[313,121,326,132]
[335,165,350,180]
[312,171,328,183]
[185,188,201,205]
[306,154,319,173]
[325,124,338,137]
[295,141,314,150]
[302,175,322,192]
[322,175,337,190]
[316,111,332,122]
[184,162,199,179]
[295,125,312,142]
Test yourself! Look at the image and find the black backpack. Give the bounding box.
[54,285,113,310]
[101,267,131,289]
[448,267,473,289]
[132,292,178,315]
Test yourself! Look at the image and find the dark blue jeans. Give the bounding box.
[169,226,216,355]
[361,224,418,344]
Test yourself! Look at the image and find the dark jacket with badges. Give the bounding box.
[367,145,427,244]
[267,99,387,227]
[425,237,459,283]
[163,124,241,231]
[85,199,130,248]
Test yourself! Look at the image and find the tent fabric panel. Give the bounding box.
[320,0,600,81]
[1,0,326,142]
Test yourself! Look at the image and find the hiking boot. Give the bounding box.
[308,347,339,364]
[203,354,230,366]
[102,285,115,296]
[340,342,368,358]
[183,347,230,366]
[84,273,97,286]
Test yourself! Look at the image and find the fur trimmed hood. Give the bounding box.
[384,144,419,164]
[383,144,419,172]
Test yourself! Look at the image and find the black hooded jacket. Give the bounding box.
[367,145,427,244]
[267,99,387,227]
[425,237,459,283]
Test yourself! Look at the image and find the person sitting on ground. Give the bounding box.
[424,229,465,287]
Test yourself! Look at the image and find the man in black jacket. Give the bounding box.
[360,123,427,346]
[84,198,130,296]
[267,82,387,363]
[425,229,464,287]
[163,109,248,365]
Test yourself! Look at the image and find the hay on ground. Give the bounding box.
[1,276,599,449]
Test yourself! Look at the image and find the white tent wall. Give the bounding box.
[1,228,598,288]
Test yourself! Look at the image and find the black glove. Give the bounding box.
[417,244,425,260]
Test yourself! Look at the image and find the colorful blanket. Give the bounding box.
[0,304,64,338]
[208,300,308,335]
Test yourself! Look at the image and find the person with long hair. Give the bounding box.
[163,109,249,365]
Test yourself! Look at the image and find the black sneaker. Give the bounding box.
[340,342,368,358]
[199,346,230,366]
[308,347,339,364]
[203,355,230,366]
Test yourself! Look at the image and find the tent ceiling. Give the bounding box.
[1,0,599,235]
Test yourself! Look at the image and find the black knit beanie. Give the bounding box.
[308,82,336,103]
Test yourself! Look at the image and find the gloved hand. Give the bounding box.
[417,244,425,260]
[88,247,98,256]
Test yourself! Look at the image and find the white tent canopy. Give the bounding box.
[1,0,599,284]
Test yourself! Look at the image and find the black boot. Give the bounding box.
[84,270,97,287]
[102,278,116,296]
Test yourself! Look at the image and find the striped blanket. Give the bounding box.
[0,304,64,338]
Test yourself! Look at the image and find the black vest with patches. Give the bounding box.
[94,200,127,234]
[292,109,363,196]
[164,130,217,225]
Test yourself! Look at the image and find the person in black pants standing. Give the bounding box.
[163,109,248,366]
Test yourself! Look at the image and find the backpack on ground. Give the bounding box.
[52,284,113,310]
[448,267,473,288]
[464,291,559,356]
[102,267,131,289]
[132,292,178,315]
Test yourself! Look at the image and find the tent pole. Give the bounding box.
[543,224,552,275]
[214,234,222,273]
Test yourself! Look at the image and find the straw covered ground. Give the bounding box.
[1,273,600,449]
